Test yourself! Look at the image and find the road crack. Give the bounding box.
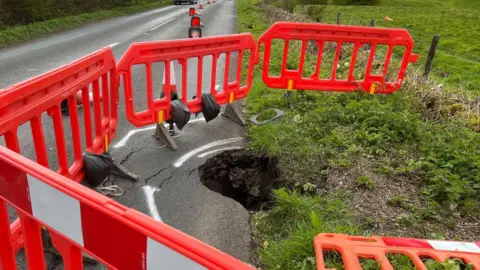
[154,167,180,193]
[144,164,172,185]
[119,137,151,165]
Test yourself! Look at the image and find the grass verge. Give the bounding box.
[295,0,480,92]
[0,1,171,49]
[237,0,480,269]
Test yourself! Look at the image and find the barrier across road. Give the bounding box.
[0,47,120,253]
[116,34,256,127]
[0,47,118,180]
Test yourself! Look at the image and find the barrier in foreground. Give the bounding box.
[314,234,480,270]
[257,22,419,94]
[0,48,139,254]
[0,146,254,270]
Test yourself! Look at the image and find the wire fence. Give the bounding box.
[332,13,480,90]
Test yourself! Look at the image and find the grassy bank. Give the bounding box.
[237,0,479,269]
[0,1,171,49]
[298,0,480,92]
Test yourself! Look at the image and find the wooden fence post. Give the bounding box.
[423,35,440,79]
[370,20,376,27]
[337,12,341,25]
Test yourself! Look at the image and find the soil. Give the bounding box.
[199,150,282,210]
[326,157,480,242]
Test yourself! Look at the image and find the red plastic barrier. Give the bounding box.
[257,22,419,94]
[0,47,117,253]
[314,234,480,270]
[0,146,254,270]
[116,34,256,127]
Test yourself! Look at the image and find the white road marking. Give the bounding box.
[197,146,242,158]
[173,137,243,167]
[108,42,120,48]
[113,117,205,149]
[150,17,176,31]
[143,186,162,222]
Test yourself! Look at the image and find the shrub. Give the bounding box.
[356,176,376,190]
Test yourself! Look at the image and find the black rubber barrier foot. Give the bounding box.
[223,102,246,126]
[83,152,139,185]
[153,123,179,151]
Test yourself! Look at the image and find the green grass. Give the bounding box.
[0,1,171,49]
[308,0,480,92]
[253,189,359,270]
[238,0,480,268]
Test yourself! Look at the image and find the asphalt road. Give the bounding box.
[0,1,253,268]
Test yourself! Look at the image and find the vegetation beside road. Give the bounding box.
[314,0,480,92]
[0,1,171,49]
[237,0,480,269]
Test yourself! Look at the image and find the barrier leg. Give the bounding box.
[18,213,46,270]
[10,218,24,253]
[153,123,179,151]
[108,154,140,181]
[83,153,139,182]
[49,231,90,269]
[223,102,246,126]
[0,200,17,270]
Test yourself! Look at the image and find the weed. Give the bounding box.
[387,254,416,270]
[424,258,475,270]
[395,213,417,227]
[356,176,376,190]
[387,195,415,211]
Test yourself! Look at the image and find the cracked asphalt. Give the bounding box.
[0,0,253,268]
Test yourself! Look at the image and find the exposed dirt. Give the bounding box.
[326,157,480,242]
[199,150,282,210]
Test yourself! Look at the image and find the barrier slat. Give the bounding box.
[257,22,419,94]
[0,146,254,270]
[0,200,16,270]
[117,34,256,127]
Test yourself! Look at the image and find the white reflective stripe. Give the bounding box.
[428,240,480,253]
[27,175,84,246]
[147,238,206,270]
[162,61,176,85]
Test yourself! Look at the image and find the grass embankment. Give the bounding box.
[305,0,480,92]
[237,0,480,269]
[0,1,171,49]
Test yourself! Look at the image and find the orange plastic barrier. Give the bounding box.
[0,146,254,270]
[116,34,256,127]
[257,22,419,94]
[0,47,117,180]
[314,234,480,270]
[0,47,117,254]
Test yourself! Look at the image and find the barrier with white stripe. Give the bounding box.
[314,234,480,270]
[0,145,254,270]
[382,237,480,254]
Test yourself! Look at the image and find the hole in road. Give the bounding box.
[198,150,282,210]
